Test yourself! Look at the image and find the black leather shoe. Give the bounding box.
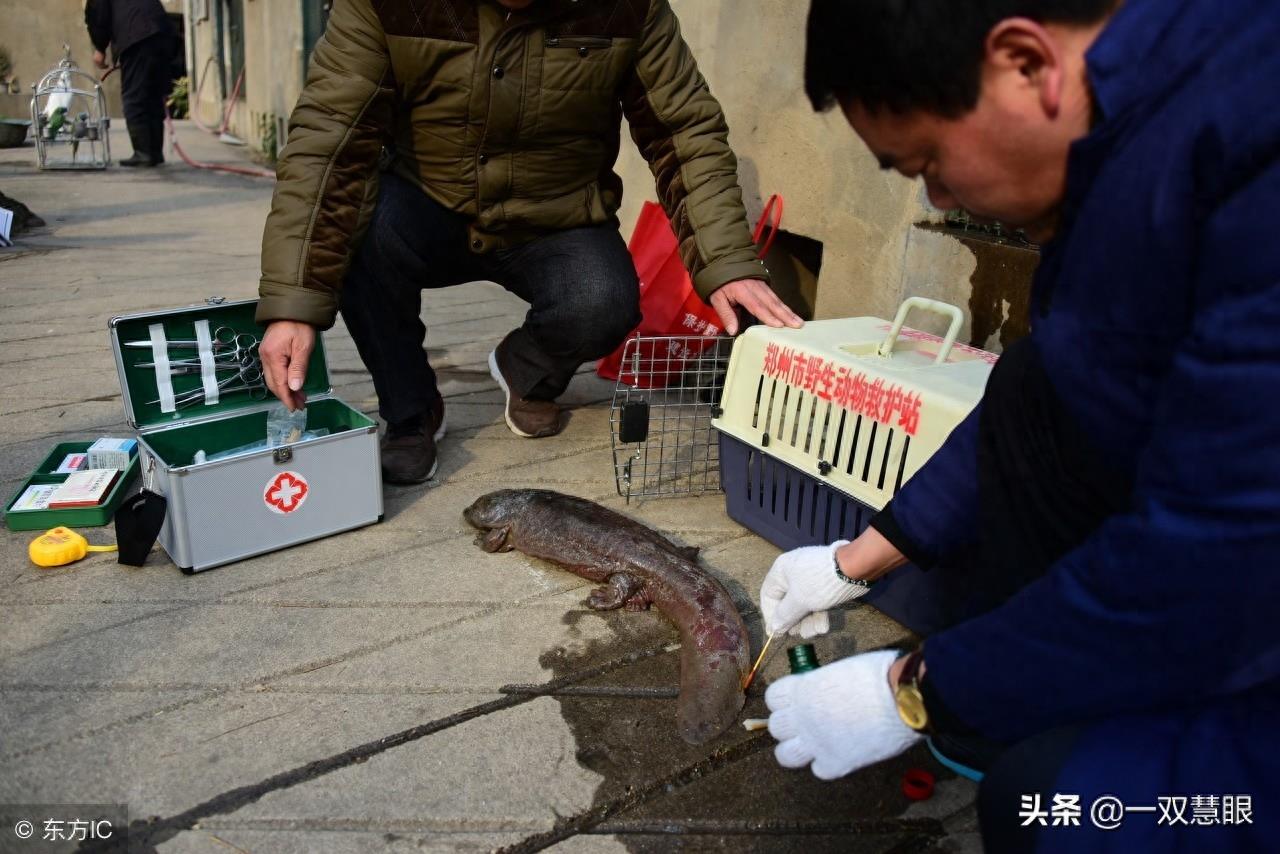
[119,124,155,167]
[380,396,447,485]
[119,151,157,167]
[381,425,437,485]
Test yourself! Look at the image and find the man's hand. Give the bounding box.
[760,540,864,638]
[709,278,804,336]
[260,320,315,411]
[760,529,908,637]
[92,50,108,70]
[767,650,921,780]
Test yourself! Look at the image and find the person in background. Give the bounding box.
[85,0,174,167]
[761,0,1279,851]
[255,0,802,486]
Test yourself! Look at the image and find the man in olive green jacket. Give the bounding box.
[257,0,801,484]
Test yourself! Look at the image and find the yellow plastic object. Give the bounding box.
[713,299,996,511]
[28,527,117,568]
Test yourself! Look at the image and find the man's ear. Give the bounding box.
[984,17,1064,119]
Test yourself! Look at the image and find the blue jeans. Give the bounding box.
[340,171,642,426]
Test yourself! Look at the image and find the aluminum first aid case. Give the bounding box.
[110,299,382,573]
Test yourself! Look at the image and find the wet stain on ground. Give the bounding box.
[504,606,957,853]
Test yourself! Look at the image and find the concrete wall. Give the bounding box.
[186,0,305,160]
[613,1,1017,349]
[0,0,184,121]
[175,0,1029,349]
[0,0,122,119]
[185,0,222,128]
[241,0,305,157]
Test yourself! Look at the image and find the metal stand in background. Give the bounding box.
[30,45,111,171]
[608,335,734,502]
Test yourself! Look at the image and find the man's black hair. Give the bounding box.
[805,0,1118,117]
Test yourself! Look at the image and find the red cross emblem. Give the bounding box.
[264,471,309,514]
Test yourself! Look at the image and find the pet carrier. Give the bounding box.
[712,298,997,633]
[30,46,111,170]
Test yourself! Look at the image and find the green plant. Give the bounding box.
[257,112,279,164]
[166,76,189,120]
[0,44,17,94]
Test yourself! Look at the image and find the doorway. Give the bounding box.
[214,0,246,97]
[302,0,333,74]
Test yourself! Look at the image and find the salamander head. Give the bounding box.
[463,489,533,530]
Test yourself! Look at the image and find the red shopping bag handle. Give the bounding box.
[752,194,784,259]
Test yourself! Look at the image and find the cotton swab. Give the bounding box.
[741,631,776,691]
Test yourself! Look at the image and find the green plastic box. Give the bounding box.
[3,441,140,531]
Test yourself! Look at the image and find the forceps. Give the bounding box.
[126,326,260,358]
[136,350,260,373]
[147,364,269,409]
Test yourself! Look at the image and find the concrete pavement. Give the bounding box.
[0,123,978,853]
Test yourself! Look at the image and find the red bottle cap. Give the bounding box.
[902,768,935,801]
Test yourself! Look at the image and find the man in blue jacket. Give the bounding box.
[760,0,1279,850]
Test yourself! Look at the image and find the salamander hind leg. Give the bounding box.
[587,572,642,611]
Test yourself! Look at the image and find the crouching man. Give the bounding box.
[256,0,801,484]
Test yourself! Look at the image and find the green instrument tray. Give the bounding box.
[143,399,375,468]
[3,441,140,531]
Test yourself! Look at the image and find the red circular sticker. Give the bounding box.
[264,471,309,514]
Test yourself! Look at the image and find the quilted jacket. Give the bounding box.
[258,0,768,328]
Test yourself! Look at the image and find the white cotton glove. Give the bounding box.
[760,540,869,637]
[766,649,921,780]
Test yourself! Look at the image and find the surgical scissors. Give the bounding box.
[131,327,261,380]
[137,349,260,372]
[125,326,260,356]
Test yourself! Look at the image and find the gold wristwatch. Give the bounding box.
[894,650,930,732]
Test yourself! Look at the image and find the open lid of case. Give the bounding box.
[108,298,332,431]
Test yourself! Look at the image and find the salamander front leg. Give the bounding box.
[587,572,643,610]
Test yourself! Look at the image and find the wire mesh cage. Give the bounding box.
[608,334,735,501]
[30,46,111,171]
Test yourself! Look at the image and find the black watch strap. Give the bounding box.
[833,548,872,590]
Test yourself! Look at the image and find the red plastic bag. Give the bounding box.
[598,196,783,388]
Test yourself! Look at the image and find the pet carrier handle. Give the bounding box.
[752,194,784,259]
[877,297,964,364]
